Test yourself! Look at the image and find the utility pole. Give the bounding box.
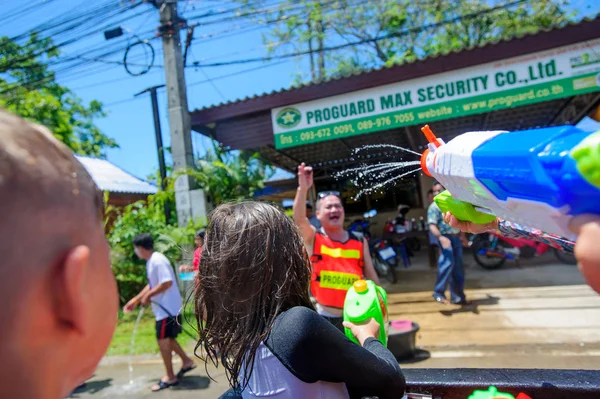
[154,0,196,227]
[134,84,171,222]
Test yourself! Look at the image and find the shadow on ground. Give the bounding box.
[68,379,112,397]
[398,348,431,364]
[439,295,501,316]
[172,375,211,391]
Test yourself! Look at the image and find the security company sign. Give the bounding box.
[271,39,600,149]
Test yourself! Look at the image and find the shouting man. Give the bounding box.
[293,163,380,332]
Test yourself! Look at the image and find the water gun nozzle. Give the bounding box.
[419,125,441,177]
[421,125,441,148]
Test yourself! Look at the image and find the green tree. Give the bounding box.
[0,33,117,157]
[183,143,275,205]
[246,0,578,82]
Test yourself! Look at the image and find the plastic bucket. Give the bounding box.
[388,320,419,360]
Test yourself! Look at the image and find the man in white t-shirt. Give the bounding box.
[124,233,195,392]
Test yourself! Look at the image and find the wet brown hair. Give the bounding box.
[194,201,313,392]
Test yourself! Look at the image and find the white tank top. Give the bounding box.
[241,343,349,398]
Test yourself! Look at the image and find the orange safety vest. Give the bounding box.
[310,230,365,309]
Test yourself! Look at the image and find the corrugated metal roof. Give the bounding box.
[192,15,600,116]
[75,156,158,195]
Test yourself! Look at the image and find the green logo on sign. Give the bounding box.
[276,108,301,129]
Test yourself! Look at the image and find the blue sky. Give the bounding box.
[1,0,599,180]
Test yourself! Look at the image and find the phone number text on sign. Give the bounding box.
[299,123,357,141]
[278,110,418,147]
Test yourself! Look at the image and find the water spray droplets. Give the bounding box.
[337,143,423,199]
[128,306,146,385]
[335,161,419,179]
[354,167,422,200]
[353,144,422,157]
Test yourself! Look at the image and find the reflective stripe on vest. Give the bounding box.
[320,246,361,259]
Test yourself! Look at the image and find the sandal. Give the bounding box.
[151,379,179,392]
[433,295,449,304]
[176,364,197,379]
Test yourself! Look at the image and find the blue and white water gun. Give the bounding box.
[419,124,600,240]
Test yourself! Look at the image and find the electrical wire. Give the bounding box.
[7,0,121,43]
[189,0,528,67]
[187,0,308,26]
[3,0,526,103]
[188,48,226,100]
[0,1,144,72]
[1,0,306,91]
[69,68,163,91]
[102,58,292,108]
[0,0,58,25]
[124,40,156,75]
[0,3,156,94]
[187,58,291,88]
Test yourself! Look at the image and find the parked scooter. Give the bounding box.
[469,232,577,269]
[348,209,398,283]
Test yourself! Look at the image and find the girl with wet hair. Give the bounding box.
[195,201,406,399]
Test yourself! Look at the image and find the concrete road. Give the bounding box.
[72,252,600,398]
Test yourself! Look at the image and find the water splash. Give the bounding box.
[336,142,423,199]
[335,161,420,179]
[128,306,146,385]
[353,144,422,157]
[354,168,422,200]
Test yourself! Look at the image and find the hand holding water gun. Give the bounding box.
[419,124,600,240]
[343,280,389,346]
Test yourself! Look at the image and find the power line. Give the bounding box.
[190,50,226,101]
[0,4,156,93]
[103,95,147,108]
[189,0,528,67]
[1,0,298,92]
[186,0,317,27]
[0,0,58,25]
[70,69,163,91]
[183,0,287,24]
[102,58,292,108]
[187,58,291,87]
[7,0,121,43]
[0,1,144,73]
[2,0,319,84]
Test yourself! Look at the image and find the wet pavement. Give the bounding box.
[74,252,600,398]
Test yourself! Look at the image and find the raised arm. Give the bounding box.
[293,163,316,246]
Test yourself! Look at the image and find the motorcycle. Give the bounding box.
[469,232,577,269]
[348,209,398,283]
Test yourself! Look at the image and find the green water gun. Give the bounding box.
[468,386,532,399]
[343,279,389,346]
